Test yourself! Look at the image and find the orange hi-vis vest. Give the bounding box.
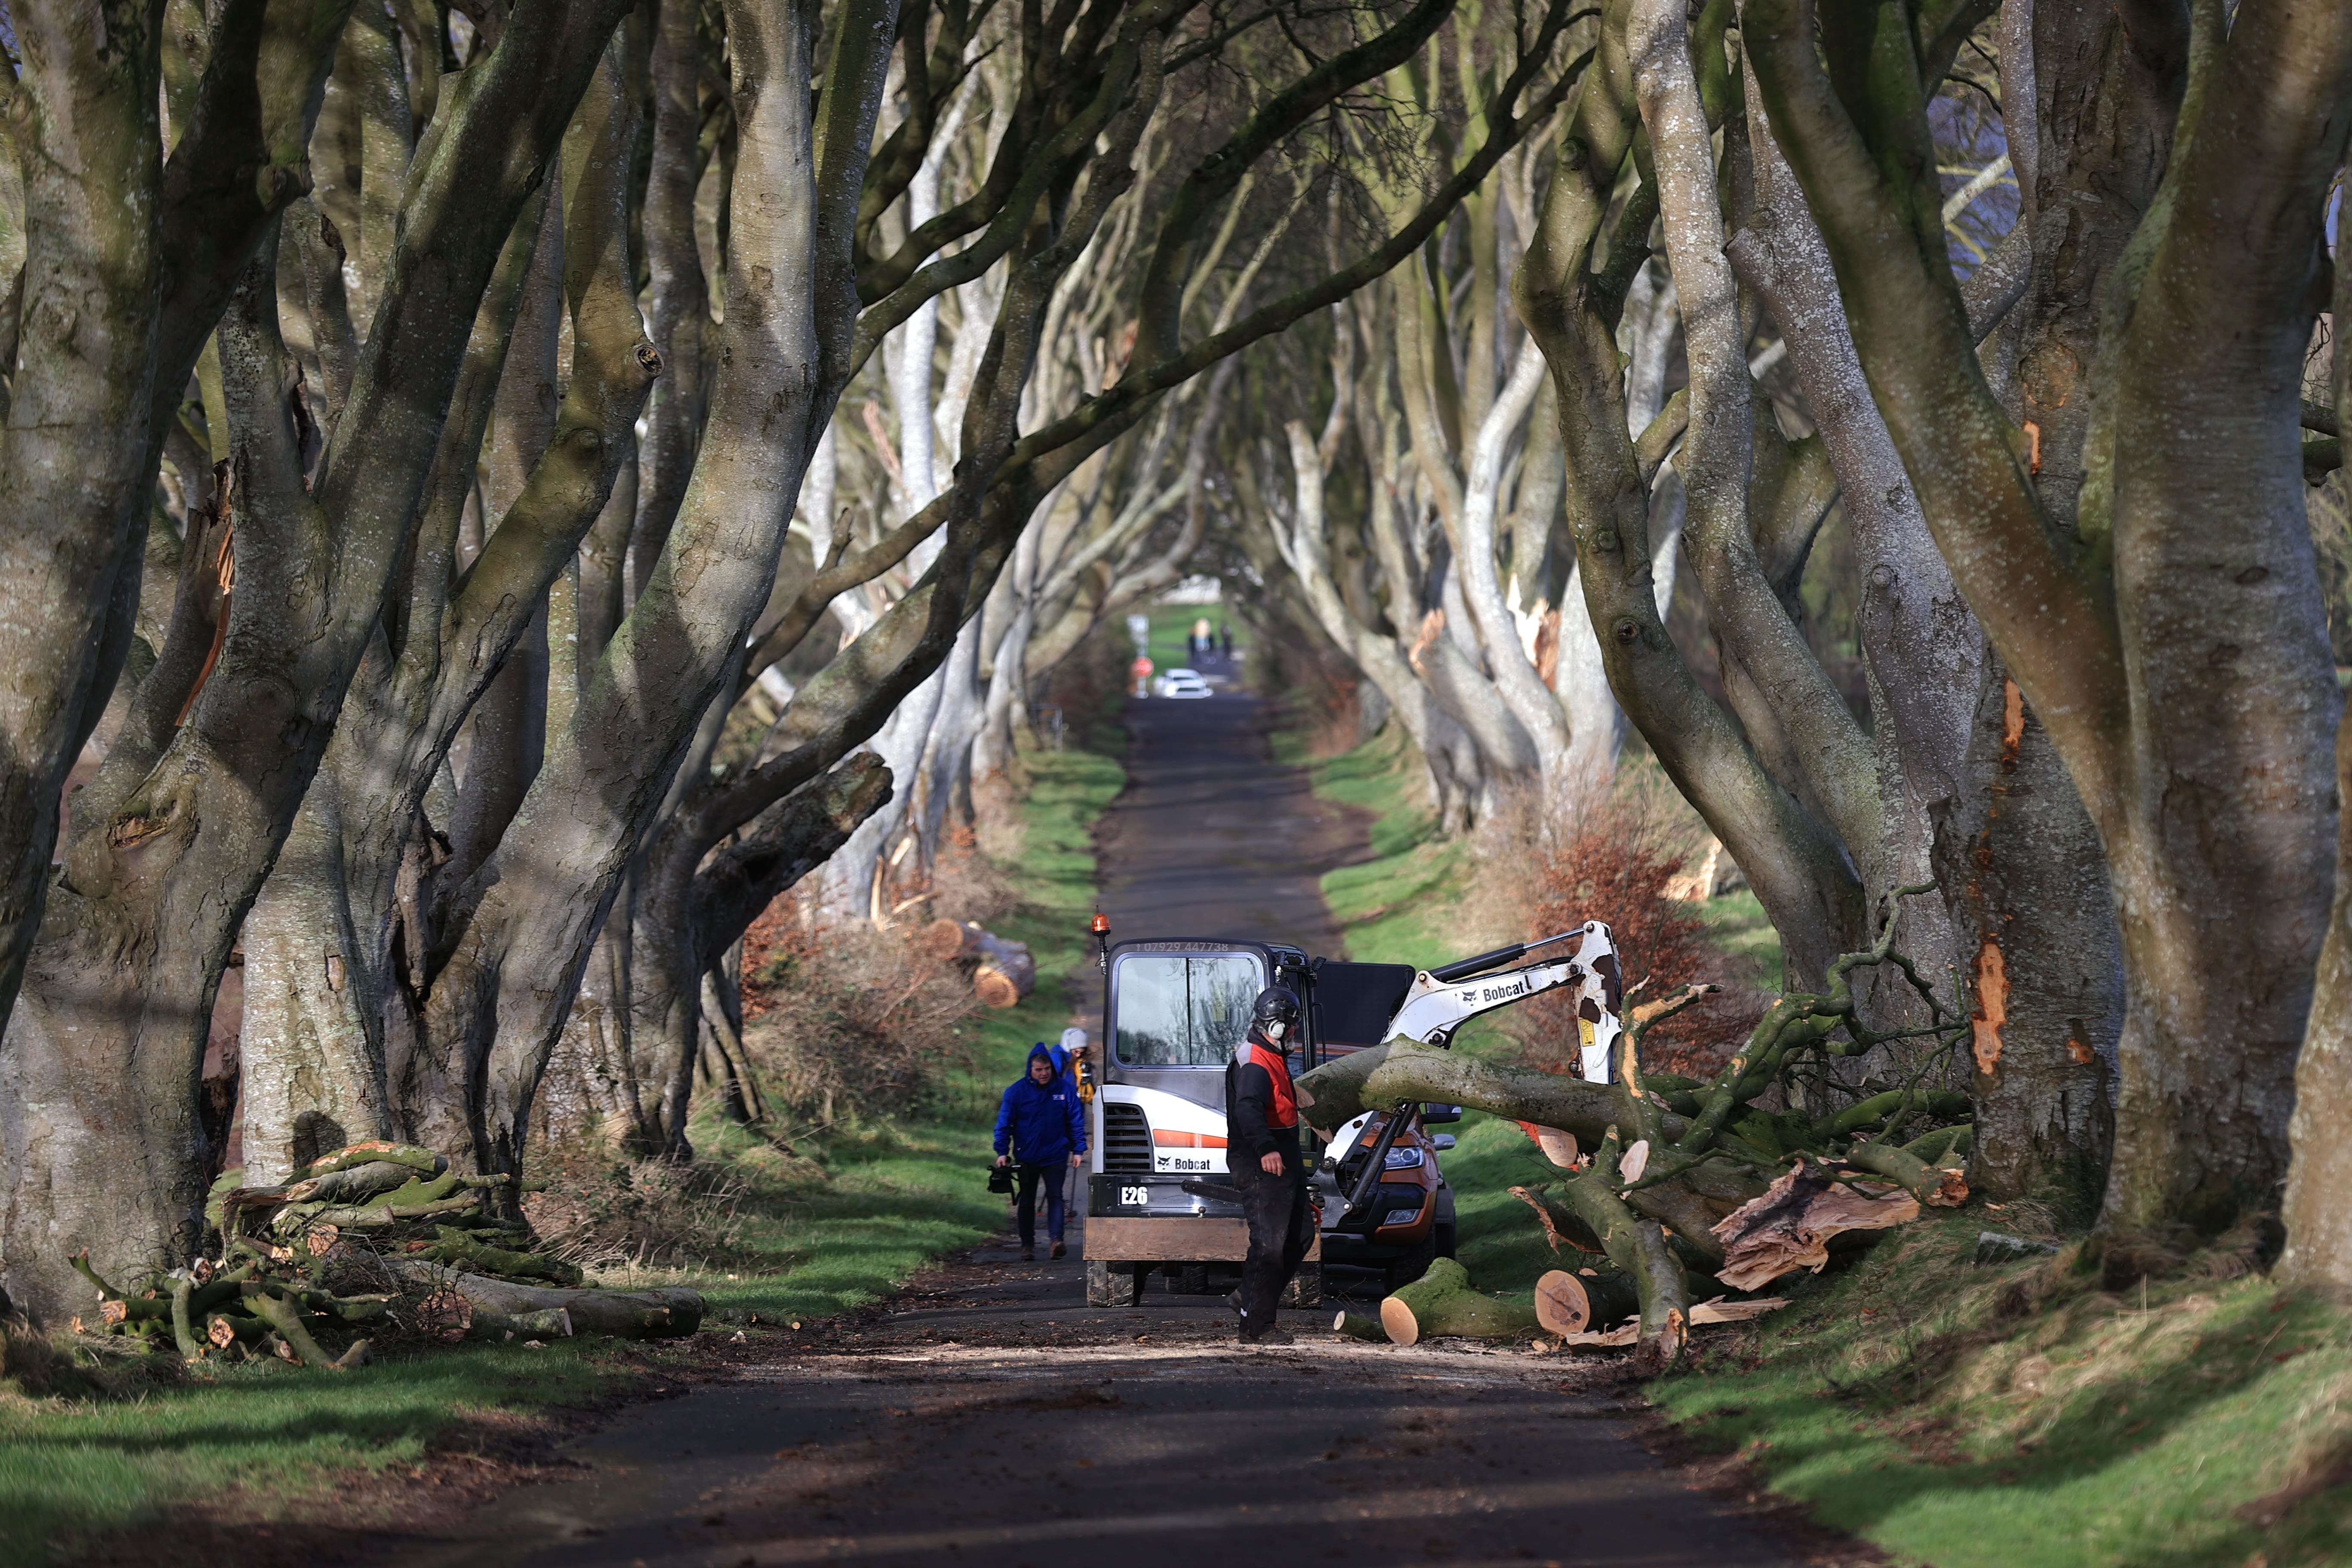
[1242,1037,1298,1129]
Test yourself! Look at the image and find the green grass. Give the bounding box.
[1438,1110,1577,1299]
[1691,887,1784,993]
[0,737,1128,1566]
[0,1338,625,1564]
[1651,1214,2352,1568]
[1275,721,1468,965]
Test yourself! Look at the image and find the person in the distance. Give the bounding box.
[994,1042,1087,1261]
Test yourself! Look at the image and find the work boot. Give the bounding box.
[1225,1289,1243,1316]
[1240,1328,1294,1346]
[1020,1247,1035,1261]
[1050,1241,1066,1260]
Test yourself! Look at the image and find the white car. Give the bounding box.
[1154,668,1214,699]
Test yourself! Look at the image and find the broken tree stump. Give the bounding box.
[1711,1161,1921,1292]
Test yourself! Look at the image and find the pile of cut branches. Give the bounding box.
[1300,896,1970,1367]
[65,1141,704,1368]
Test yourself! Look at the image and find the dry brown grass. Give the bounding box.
[522,1141,753,1275]
[736,897,983,1130]
[1479,782,1769,1081]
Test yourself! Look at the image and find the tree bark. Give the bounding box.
[0,2,637,1324]
[1749,0,2352,1235]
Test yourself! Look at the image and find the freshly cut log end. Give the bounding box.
[1533,1270,1643,1337]
[1533,1127,1580,1170]
[1332,1311,1386,1342]
[1535,1271,1588,1336]
[975,966,1024,1008]
[920,917,971,961]
[1378,1295,1423,1347]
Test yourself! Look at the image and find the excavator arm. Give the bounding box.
[1380,921,1625,1080]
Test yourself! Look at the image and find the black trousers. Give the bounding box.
[1232,1157,1311,1335]
[1014,1163,1066,1246]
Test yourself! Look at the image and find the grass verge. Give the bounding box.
[1651,1213,2352,1568]
[0,740,1125,1567]
[1272,720,1464,966]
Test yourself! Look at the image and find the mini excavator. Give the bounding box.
[1077,922,1625,1305]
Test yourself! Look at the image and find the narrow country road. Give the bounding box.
[1093,690,1368,956]
[372,694,1848,1568]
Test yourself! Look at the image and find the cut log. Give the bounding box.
[301,1161,424,1206]
[1553,1136,1693,1361]
[1710,1161,1922,1292]
[1378,1257,1542,1345]
[470,1308,573,1340]
[300,1142,446,1180]
[920,917,972,961]
[423,1227,583,1287]
[973,936,1036,1008]
[386,1262,704,1338]
[169,1277,203,1360]
[926,921,1037,1006]
[302,1190,484,1229]
[1533,1127,1580,1169]
[247,1291,346,1370]
[1331,1311,1387,1342]
[1292,1044,1390,1127]
[1843,1140,1968,1207]
[1360,1039,1645,1147]
[1534,1268,1642,1335]
[1900,1123,1972,1168]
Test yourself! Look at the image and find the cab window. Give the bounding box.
[1113,952,1264,1066]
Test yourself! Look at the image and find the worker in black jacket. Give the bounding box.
[1225,985,1313,1344]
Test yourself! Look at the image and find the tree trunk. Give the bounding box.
[239,788,394,1184]
[0,6,168,1044]
[1750,0,2349,1236]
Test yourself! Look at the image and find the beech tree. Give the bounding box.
[1747,0,2352,1237]
[0,0,1592,1323]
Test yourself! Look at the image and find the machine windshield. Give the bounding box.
[1113,952,1264,1066]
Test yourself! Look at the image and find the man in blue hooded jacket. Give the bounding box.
[995,1042,1088,1260]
